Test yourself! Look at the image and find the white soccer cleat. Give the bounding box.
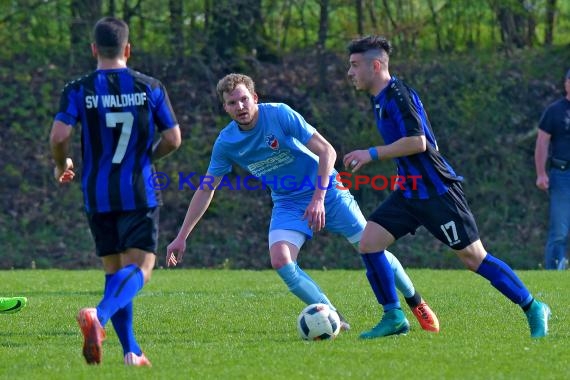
[124,352,152,367]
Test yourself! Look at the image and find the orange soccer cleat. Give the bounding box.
[411,300,440,333]
[77,308,106,364]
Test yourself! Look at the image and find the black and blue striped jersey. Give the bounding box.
[371,76,461,199]
[55,68,179,213]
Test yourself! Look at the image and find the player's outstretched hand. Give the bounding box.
[343,150,372,173]
[166,237,187,267]
[54,158,75,183]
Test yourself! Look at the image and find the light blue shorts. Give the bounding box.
[269,187,365,245]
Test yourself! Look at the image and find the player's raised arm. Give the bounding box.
[303,131,336,232]
[343,135,426,173]
[166,173,223,267]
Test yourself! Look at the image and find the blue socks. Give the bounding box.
[361,251,400,311]
[277,262,334,308]
[475,253,533,307]
[103,272,142,355]
[97,264,144,326]
[111,303,142,356]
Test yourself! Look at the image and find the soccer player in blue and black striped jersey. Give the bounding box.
[49,17,181,365]
[344,35,551,339]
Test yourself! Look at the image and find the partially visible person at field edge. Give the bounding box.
[166,73,440,334]
[534,69,570,270]
[49,16,181,366]
[343,35,550,339]
[0,297,27,314]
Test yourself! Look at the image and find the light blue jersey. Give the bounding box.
[209,103,331,200]
[208,103,364,241]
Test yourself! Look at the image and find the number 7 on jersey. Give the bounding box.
[106,111,134,164]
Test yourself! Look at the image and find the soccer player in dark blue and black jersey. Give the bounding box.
[49,17,181,366]
[343,35,550,339]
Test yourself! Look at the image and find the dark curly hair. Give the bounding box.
[347,35,392,56]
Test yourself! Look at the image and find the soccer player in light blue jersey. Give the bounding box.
[167,73,439,333]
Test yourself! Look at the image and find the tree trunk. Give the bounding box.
[493,0,536,50]
[69,0,102,72]
[108,0,116,15]
[366,0,378,31]
[122,0,142,26]
[426,0,442,51]
[317,0,329,92]
[169,0,184,62]
[355,0,364,36]
[205,0,264,69]
[381,0,398,46]
[280,0,294,50]
[544,0,557,45]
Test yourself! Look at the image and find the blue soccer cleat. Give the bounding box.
[525,300,551,338]
[360,308,410,339]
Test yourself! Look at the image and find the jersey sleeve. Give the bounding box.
[54,82,81,127]
[389,85,424,137]
[276,103,316,144]
[538,107,554,134]
[207,138,233,177]
[149,82,179,132]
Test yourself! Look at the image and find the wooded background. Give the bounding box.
[1,0,569,270]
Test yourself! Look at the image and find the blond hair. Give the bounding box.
[216,73,256,103]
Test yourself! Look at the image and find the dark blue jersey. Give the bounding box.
[538,97,570,161]
[372,77,461,199]
[55,68,179,213]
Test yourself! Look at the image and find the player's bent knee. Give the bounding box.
[455,244,485,271]
[121,248,156,283]
[458,256,479,272]
[358,239,383,253]
[141,269,153,284]
[270,256,289,270]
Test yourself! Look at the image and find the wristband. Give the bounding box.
[368,147,379,161]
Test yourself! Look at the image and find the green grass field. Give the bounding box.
[1,269,567,380]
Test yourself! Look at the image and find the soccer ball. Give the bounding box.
[297,303,341,340]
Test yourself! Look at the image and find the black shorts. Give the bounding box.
[369,182,479,250]
[86,208,159,257]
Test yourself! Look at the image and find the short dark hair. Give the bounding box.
[216,73,256,103]
[347,35,392,56]
[93,17,129,59]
